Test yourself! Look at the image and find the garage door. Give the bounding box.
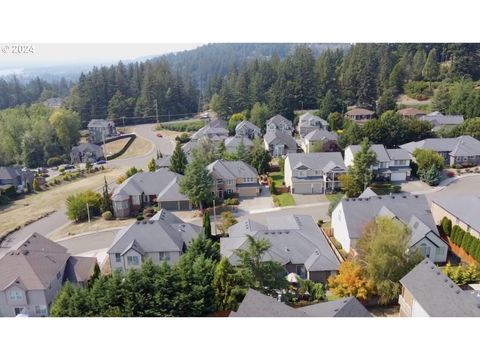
[391,172,406,181]
[238,187,258,197]
[159,201,191,211]
[312,182,324,194]
[292,183,312,194]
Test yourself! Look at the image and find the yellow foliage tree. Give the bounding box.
[327,261,375,301]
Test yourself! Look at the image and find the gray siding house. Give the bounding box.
[87,119,117,144]
[107,209,201,272]
[420,111,464,132]
[284,152,346,194]
[0,233,96,317]
[264,130,297,157]
[301,129,338,153]
[0,166,34,193]
[235,120,261,139]
[297,112,328,137]
[221,214,341,284]
[70,143,105,164]
[266,114,293,134]
[225,136,254,153]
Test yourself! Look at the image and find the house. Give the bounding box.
[331,194,448,262]
[397,107,426,119]
[431,196,480,239]
[87,119,117,144]
[284,152,346,194]
[230,288,371,317]
[107,209,201,272]
[0,233,96,317]
[420,111,464,132]
[399,259,480,317]
[111,168,191,218]
[42,97,63,108]
[224,136,254,153]
[301,129,338,153]
[235,120,261,139]
[264,130,298,157]
[266,114,293,134]
[155,155,171,169]
[400,135,480,167]
[206,160,259,198]
[70,143,104,164]
[183,120,229,159]
[0,166,34,193]
[221,214,341,283]
[344,144,412,182]
[345,107,375,124]
[297,112,329,137]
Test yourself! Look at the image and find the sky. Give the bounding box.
[0,43,202,73]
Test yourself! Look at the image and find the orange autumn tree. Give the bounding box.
[327,261,375,301]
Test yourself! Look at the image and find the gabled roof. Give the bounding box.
[267,114,293,128]
[400,136,480,157]
[346,108,374,116]
[71,143,103,153]
[88,119,113,128]
[303,129,338,142]
[347,144,390,162]
[397,108,426,117]
[0,166,22,180]
[298,112,328,127]
[230,289,371,317]
[420,112,464,126]
[155,155,171,168]
[207,160,258,180]
[235,120,261,134]
[264,130,297,149]
[400,259,480,317]
[108,209,201,255]
[225,136,254,149]
[286,152,345,173]
[228,219,267,237]
[337,194,439,240]
[432,196,480,234]
[64,256,97,283]
[358,187,377,198]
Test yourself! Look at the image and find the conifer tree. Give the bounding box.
[169,141,188,175]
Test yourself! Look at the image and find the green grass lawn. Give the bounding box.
[270,171,284,187]
[326,193,343,202]
[273,193,295,207]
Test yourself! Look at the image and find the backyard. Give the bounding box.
[269,171,296,207]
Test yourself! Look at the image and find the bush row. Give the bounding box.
[449,222,480,262]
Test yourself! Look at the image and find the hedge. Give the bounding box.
[449,224,480,262]
[106,134,136,160]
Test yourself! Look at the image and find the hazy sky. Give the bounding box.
[0,43,202,69]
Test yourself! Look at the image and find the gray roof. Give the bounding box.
[111,168,187,202]
[432,196,480,233]
[0,166,22,180]
[191,120,228,141]
[420,112,464,126]
[298,112,328,127]
[386,148,411,161]
[155,155,171,168]
[303,129,338,142]
[348,144,390,162]
[230,289,370,317]
[0,233,73,291]
[224,136,254,150]
[71,143,103,154]
[337,194,439,240]
[235,120,261,134]
[221,214,340,272]
[358,187,377,198]
[64,256,97,283]
[207,160,258,180]
[400,136,480,157]
[264,130,297,149]
[108,209,201,255]
[88,119,114,128]
[400,259,480,317]
[346,108,374,116]
[286,152,346,173]
[267,114,293,128]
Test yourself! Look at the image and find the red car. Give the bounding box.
[156,132,163,138]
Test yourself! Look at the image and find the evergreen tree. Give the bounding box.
[235,138,250,163]
[250,138,271,174]
[203,211,212,239]
[179,156,213,210]
[422,49,440,81]
[377,89,397,115]
[349,138,377,194]
[100,176,111,213]
[411,49,427,80]
[328,112,344,131]
[169,141,188,175]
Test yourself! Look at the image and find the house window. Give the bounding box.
[435,247,444,257]
[14,308,24,316]
[132,196,141,206]
[226,189,233,194]
[9,290,23,301]
[159,252,171,261]
[127,255,140,266]
[296,265,306,278]
[298,170,306,177]
[115,253,121,263]
[56,271,61,280]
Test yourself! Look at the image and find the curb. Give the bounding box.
[55,226,125,243]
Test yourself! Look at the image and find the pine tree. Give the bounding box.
[100,176,111,214]
[169,141,188,175]
[179,156,213,210]
[350,138,377,194]
[422,49,440,81]
[235,138,250,163]
[203,211,212,239]
[147,158,156,172]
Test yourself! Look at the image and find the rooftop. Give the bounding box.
[286,152,345,173]
[432,196,480,233]
[207,160,258,180]
[346,108,374,116]
[400,136,480,157]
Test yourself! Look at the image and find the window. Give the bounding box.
[56,271,61,280]
[226,189,233,194]
[127,255,140,266]
[418,244,431,258]
[9,290,23,301]
[298,170,306,177]
[14,307,24,316]
[132,196,141,206]
[159,252,171,261]
[115,253,121,263]
[435,247,444,256]
[296,265,306,278]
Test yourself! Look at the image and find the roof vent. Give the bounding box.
[21,250,29,255]
[271,231,276,235]
[430,266,434,270]
[402,195,407,199]
[391,196,395,199]
[149,220,154,224]
[414,195,419,198]
[142,220,147,224]
[358,198,362,201]
[377,196,382,199]
[285,247,290,252]
[278,231,282,234]
[444,279,448,283]
[456,290,461,294]
[436,271,441,275]
[285,231,289,234]
[449,284,454,288]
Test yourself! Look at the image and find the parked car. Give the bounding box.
[156,132,163,138]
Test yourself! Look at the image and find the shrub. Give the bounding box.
[441,217,452,236]
[66,190,102,222]
[392,185,401,193]
[0,194,11,205]
[143,207,155,218]
[136,214,144,221]
[47,156,63,167]
[224,198,239,206]
[404,81,434,100]
[102,211,113,220]
[32,178,42,192]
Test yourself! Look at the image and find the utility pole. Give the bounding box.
[154,99,159,124]
[122,116,125,129]
[212,198,217,236]
[86,202,91,224]
[102,133,108,162]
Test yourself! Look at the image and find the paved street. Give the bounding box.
[427,174,480,201]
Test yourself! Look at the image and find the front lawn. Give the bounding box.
[273,193,295,207]
[270,171,284,187]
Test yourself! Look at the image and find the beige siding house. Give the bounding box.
[207,160,259,199]
[431,197,480,239]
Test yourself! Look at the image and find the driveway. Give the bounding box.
[401,180,433,194]
[237,186,274,214]
[292,193,328,205]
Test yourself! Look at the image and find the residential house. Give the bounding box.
[399,259,480,317]
[345,107,375,124]
[284,152,346,194]
[155,155,171,169]
[87,119,117,144]
[224,136,254,153]
[111,168,191,218]
[230,288,371,317]
[331,194,448,262]
[297,112,329,137]
[400,135,480,167]
[70,143,104,164]
[264,130,298,157]
[42,97,63,108]
[108,209,201,272]
[0,166,34,193]
[420,111,464,132]
[266,114,293,134]
[221,214,341,283]
[397,107,426,119]
[431,196,480,239]
[183,119,229,159]
[235,120,261,139]
[301,129,338,153]
[344,144,412,182]
[0,233,96,317]
[207,160,259,198]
